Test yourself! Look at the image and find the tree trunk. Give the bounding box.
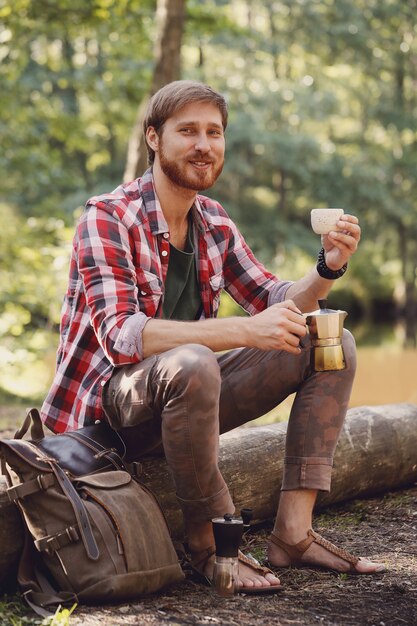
[123,0,186,182]
[397,222,417,347]
[1,403,417,589]
[404,281,417,348]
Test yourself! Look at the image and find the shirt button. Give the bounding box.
[100,380,106,387]
[163,233,169,239]
[140,290,147,296]
[161,250,168,257]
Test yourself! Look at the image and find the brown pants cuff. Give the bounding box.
[176,485,235,523]
[281,456,333,492]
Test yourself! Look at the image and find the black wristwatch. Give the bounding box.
[316,248,347,279]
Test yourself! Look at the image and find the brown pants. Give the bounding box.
[102,330,356,522]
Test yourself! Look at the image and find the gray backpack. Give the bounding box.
[0,409,184,616]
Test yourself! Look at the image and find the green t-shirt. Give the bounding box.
[162,221,202,321]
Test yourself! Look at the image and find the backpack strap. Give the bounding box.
[18,526,78,618]
[14,408,45,441]
[46,457,100,561]
[65,430,127,472]
[7,473,55,501]
[34,525,80,553]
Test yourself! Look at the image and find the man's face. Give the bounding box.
[152,101,225,192]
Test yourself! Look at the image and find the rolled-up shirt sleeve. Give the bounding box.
[267,280,294,306]
[223,218,293,314]
[77,205,151,366]
[113,311,150,360]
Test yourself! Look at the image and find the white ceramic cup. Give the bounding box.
[311,208,344,235]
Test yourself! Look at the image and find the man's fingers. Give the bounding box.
[284,344,302,355]
[285,333,303,348]
[273,300,305,320]
[335,215,361,244]
[339,213,359,225]
[283,299,303,316]
[286,318,307,337]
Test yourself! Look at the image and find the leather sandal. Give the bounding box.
[189,546,281,594]
[189,546,216,585]
[269,529,385,574]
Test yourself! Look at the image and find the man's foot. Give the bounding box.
[187,520,280,592]
[267,529,385,574]
[190,546,281,592]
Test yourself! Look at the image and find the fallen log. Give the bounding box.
[140,403,417,538]
[1,403,416,590]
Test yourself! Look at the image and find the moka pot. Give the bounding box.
[305,299,348,371]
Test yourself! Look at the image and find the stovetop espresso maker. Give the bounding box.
[305,298,348,371]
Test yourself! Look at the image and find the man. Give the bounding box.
[42,80,384,593]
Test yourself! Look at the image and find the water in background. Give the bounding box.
[253,322,417,425]
[348,321,417,406]
[351,346,417,407]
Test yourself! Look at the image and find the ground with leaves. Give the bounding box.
[1,483,416,626]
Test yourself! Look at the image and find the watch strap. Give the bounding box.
[316,248,347,279]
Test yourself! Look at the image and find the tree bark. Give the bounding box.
[397,222,417,347]
[123,0,186,182]
[1,403,417,589]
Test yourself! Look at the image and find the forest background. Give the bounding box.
[1,0,417,410]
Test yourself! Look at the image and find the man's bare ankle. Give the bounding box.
[186,520,214,552]
[272,523,309,545]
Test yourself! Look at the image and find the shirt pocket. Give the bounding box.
[136,269,163,295]
[136,269,163,314]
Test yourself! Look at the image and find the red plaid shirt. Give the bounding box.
[41,169,292,433]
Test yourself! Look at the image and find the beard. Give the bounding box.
[158,143,224,192]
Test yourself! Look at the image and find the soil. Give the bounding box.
[67,484,417,626]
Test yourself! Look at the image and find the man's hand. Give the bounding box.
[248,300,307,354]
[322,214,361,271]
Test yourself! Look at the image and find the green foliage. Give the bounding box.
[0,0,155,219]
[0,203,69,400]
[47,604,77,626]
